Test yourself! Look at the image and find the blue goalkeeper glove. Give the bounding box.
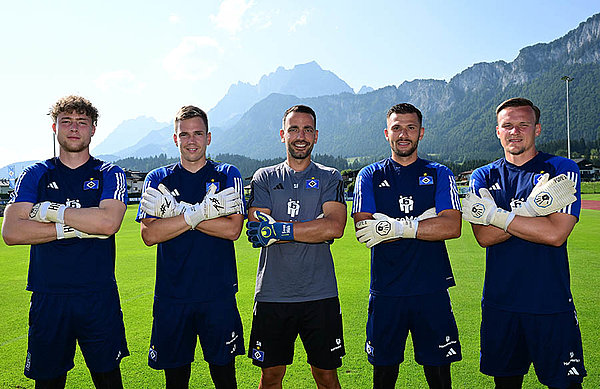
[246,211,294,248]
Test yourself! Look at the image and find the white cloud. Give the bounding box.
[247,9,275,31]
[163,36,223,81]
[169,13,181,24]
[289,10,309,32]
[211,0,254,35]
[94,70,146,93]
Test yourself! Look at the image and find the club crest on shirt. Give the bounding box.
[83,179,99,190]
[306,177,319,189]
[419,174,433,186]
[206,181,220,192]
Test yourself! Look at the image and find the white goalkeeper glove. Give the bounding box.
[183,184,243,229]
[355,213,415,248]
[56,223,109,240]
[29,201,66,224]
[511,173,577,217]
[462,188,515,231]
[140,183,188,218]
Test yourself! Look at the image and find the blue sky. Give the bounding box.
[1,0,598,168]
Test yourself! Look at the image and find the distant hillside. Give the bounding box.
[208,61,354,127]
[209,13,600,162]
[92,116,169,156]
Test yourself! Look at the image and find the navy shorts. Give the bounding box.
[148,295,244,369]
[248,297,345,370]
[365,290,461,366]
[25,289,129,380]
[480,304,586,387]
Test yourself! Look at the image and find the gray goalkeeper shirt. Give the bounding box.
[249,161,346,303]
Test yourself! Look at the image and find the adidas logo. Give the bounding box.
[171,189,180,197]
[568,367,580,376]
[446,348,457,357]
[489,183,501,191]
[47,182,59,189]
[273,183,284,190]
[379,180,391,188]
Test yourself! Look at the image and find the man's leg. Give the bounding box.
[423,364,451,389]
[164,364,191,389]
[373,365,399,389]
[209,361,237,389]
[311,366,340,389]
[494,375,523,389]
[259,365,286,389]
[34,375,67,389]
[90,367,123,389]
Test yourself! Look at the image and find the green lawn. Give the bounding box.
[1,205,598,388]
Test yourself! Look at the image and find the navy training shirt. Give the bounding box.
[470,152,581,314]
[353,157,461,297]
[136,160,246,303]
[10,157,128,293]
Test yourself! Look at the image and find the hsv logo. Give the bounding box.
[419,175,433,186]
[252,349,264,362]
[305,177,319,189]
[83,179,99,190]
[149,347,158,362]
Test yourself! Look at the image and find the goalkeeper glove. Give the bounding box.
[355,212,421,248]
[29,201,66,224]
[246,211,294,248]
[183,184,243,229]
[462,188,514,231]
[355,207,436,248]
[56,223,109,239]
[511,173,577,217]
[140,183,187,218]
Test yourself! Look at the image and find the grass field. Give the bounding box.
[1,205,598,388]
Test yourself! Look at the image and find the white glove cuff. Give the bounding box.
[56,206,66,224]
[55,223,64,239]
[183,204,205,229]
[490,210,516,232]
[401,219,418,239]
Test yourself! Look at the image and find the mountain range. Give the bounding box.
[6,13,600,174]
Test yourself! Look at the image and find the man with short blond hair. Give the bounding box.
[463,97,585,388]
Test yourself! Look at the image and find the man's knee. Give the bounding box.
[260,365,286,387]
[311,366,340,389]
[90,367,123,389]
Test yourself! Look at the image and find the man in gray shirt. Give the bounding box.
[246,105,347,388]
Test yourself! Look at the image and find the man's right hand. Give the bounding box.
[512,173,577,217]
[140,184,187,218]
[29,201,66,224]
[183,184,243,229]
